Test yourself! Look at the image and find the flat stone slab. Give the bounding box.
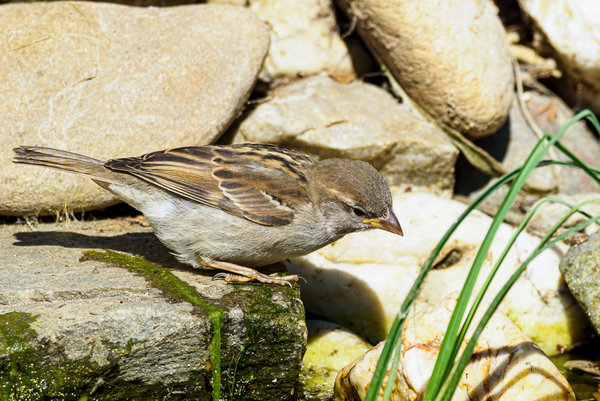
[0,216,306,400]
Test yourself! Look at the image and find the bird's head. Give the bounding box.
[310,158,403,236]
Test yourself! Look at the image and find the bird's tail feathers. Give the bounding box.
[13,146,118,184]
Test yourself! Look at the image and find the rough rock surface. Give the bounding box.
[519,0,600,116]
[230,75,458,195]
[287,190,587,356]
[0,217,306,400]
[559,231,600,336]
[250,0,355,83]
[334,294,575,401]
[0,2,269,216]
[335,0,514,139]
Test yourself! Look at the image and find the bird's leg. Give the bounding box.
[194,254,299,286]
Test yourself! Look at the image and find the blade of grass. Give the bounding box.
[554,142,600,187]
[381,333,404,400]
[367,152,600,399]
[425,142,549,398]
[450,197,597,364]
[425,109,599,399]
[440,159,600,395]
[365,161,598,401]
[364,168,521,400]
[437,209,600,401]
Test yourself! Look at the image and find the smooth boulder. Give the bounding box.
[334,294,575,401]
[0,2,269,216]
[335,0,514,139]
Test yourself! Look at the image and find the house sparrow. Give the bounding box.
[13,144,403,285]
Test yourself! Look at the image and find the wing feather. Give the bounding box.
[105,144,314,226]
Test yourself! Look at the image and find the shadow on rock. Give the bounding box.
[288,260,388,343]
[470,342,573,400]
[12,231,194,271]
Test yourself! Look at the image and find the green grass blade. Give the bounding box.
[437,211,600,401]
[367,115,599,400]
[425,110,598,400]
[450,197,588,361]
[365,163,596,400]
[424,141,550,399]
[381,334,404,401]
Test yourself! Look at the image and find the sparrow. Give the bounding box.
[13,144,403,285]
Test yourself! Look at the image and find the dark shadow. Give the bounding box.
[0,202,140,224]
[287,261,388,343]
[12,230,293,278]
[332,2,380,81]
[12,230,199,273]
[454,116,511,196]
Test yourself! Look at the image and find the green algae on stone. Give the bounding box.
[559,231,600,336]
[0,312,134,400]
[0,312,39,399]
[221,283,306,400]
[81,249,225,401]
[297,320,371,400]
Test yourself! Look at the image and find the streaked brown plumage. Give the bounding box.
[13,144,403,285]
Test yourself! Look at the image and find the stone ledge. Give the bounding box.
[0,217,306,400]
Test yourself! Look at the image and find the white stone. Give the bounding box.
[519,0,600,115]
[334,294,575,401]
[250,0,355,83]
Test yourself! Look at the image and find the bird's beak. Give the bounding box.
[363,211,403,236]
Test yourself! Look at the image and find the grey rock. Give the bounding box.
[559,231,600,336]
[0,2,269,216]
[0,217,306,400]
[229,75,458,195]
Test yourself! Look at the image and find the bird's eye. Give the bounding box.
[351,205,367,217]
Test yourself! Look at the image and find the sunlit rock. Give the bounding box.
[230,75,458,196]
[335,0,513,139]
[0,2,268,216]
[519,0,600,117]
[334,294,575,401]
[249,0,355,83]
[299,320,371,400]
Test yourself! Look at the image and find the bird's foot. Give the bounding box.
[212,272,298,287]
[195,254,298,286]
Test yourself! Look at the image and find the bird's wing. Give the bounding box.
[104,144,314,226]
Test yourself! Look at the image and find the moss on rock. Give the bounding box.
[2,248,305,400]
[82,250,225,400]
[0,311,133,400]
